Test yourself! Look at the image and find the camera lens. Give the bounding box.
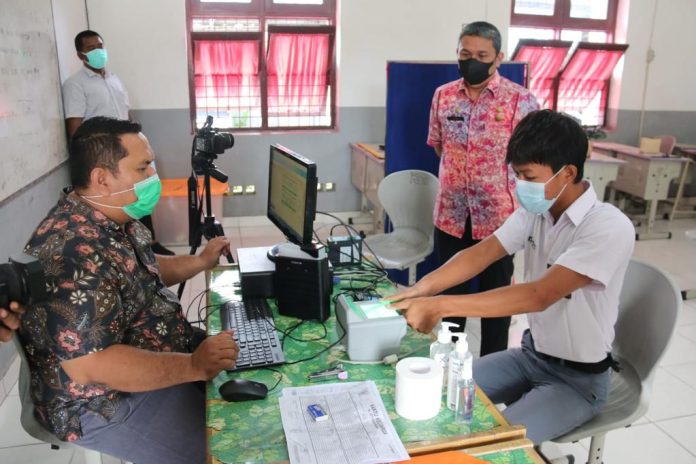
[213,132,234,153]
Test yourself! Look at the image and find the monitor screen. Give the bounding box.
[267,144,317,250]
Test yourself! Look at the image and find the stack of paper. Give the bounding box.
[279,381,410,464]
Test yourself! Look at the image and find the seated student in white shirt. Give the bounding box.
[389,109,635,444]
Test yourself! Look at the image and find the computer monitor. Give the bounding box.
[267,144,319,257]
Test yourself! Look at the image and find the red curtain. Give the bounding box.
[266,32,330,116]
[513,45,570,109]
[557,48,625,119]
[193,40,260,112]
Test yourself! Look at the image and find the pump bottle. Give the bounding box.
[447,333,473,411]
[429,321,459,385]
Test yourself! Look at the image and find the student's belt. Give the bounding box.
[527,330,621,374]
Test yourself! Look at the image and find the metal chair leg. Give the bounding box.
[407,265,417,286]
[587,433,606,463]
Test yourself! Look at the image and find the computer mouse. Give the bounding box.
[218,378,268,402]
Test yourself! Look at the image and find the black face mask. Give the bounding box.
[458,58,495,85]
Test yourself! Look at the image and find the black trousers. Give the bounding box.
[434,218,513,357]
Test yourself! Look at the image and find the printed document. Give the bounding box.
[280,381,410,464]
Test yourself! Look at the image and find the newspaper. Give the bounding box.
[280,381,410,464]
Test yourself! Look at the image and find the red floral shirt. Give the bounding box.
[21,189,195,441]
[427,73,539,239]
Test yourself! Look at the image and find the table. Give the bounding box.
[205,266,542,464]
[585,151,625,200]
[671,145,696,221]
[466,438,546,464]
[350,143,385,232]
[593,141,690,240]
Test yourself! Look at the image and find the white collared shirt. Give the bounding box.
[62,66,130,120]
[494,181,635,362]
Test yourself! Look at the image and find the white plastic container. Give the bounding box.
[455,362,475,424]
[429,321,459,386]
[447,333,473,411]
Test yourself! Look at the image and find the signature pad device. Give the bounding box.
[335,294,407,362]
[219,378,268,402]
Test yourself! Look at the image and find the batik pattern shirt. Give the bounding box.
[427,73,539,239]
[21,189,194,441]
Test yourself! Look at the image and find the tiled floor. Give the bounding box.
[1,215,695,463]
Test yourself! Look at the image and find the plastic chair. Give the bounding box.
[12,335,104,464]
[654,135,677,155]
[551,259,681,462]
[364,170,439,285]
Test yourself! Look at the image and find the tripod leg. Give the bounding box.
[204,221,234,264]
[214,223,234,264]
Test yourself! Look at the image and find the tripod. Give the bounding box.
[176,161,234,300]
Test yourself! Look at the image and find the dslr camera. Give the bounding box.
[191,116,234,183]
[194,115,234,157]
[0,253,46,310]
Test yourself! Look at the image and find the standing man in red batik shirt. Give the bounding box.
[427,21,539,356]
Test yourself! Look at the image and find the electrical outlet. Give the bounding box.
[316,182,323,191]
[231,185,244,195]
[244,185,256,195]
[324,182,335,192]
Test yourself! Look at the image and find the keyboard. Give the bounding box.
[220,299,286,371]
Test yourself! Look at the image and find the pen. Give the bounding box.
[308,363,348,381]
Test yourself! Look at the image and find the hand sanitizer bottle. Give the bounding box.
[429,321,459,385]
[447,333,473,411]
[455,353,475,424]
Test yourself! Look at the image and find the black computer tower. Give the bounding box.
[273,252,331,322]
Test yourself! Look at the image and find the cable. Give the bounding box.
[283,334,345,366]
[262,367,284,392]
[317,211,389,272]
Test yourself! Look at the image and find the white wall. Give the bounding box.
[84,0,513,110]
[79,0,696,114]
[52,0,88,83]
[86,0,190,109]
[340,0,511,106]
[617,0,696,111]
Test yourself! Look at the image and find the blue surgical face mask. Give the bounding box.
[82,48,108,70]
[515,166,568,214]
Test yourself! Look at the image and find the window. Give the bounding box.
[509,0,624,126]
[186,0,337,131]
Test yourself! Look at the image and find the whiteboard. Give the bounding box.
[0,0,68,202]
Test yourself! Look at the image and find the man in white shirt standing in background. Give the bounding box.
[62,30,173,256]
[63,30,130,138]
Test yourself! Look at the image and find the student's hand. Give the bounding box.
[389,296,442,334]
[199,236,232,269]
[383,282,431,305]
[191,330,238,380]
[0,301,26,342]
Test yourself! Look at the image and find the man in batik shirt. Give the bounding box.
[427,22,539,356]
[21,117,237,464]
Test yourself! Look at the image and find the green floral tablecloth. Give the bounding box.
[477,448,537,464]
[206,268,523,464]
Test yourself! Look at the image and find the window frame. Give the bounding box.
[554,41,628,126]
[510,0,622,127]
[186,0,338,132]
[511,0,618,41]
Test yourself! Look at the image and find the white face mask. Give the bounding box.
[514,166,568,214]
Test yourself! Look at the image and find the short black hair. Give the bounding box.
[506,110,588,183]
[70,117,142,189]
[74,30,102,53]
[458,21,502,55]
